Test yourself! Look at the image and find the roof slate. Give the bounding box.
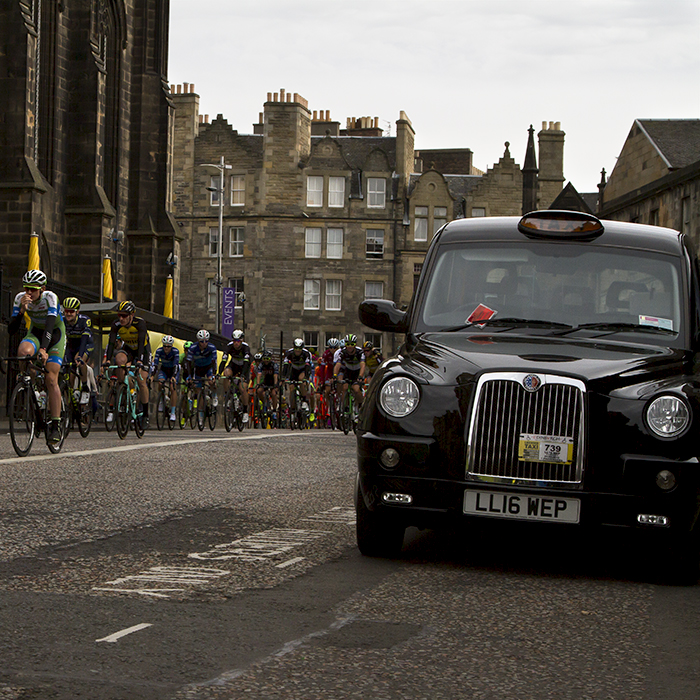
[638,119,700,169]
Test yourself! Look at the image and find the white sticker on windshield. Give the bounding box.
[639,315,673,331]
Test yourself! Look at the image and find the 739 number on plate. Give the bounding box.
[518,434,573,465]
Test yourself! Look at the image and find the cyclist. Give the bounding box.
[62,297,95,406]
[333,333,366,409]
[186,329,219,408]
[362,340,384,380]
[254,350,280,417]
[102,300,150,426]
[8,270,65,443]
[282,338,315,420]
[218,329,251,424]
[318,337,340,403]
[151,335,180,424]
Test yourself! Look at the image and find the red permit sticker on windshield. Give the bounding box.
[467,304,497,325]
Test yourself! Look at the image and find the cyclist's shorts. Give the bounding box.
[157,366,178,383]
[289,367,308,382]
[339,368,361,385]
[23,326,65,366]
[258,374,276,388]
[226,362,247,379]
[114,345,151,367]
[193,365,215,380]
[64,346,91,367]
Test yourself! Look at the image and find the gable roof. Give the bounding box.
[637,119,700,169]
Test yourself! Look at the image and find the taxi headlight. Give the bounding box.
[645,396,690,438]
[380,377,420,418]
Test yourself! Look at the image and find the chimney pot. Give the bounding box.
[542,121,546,131]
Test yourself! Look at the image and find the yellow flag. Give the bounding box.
[164,275,173,318]
[102,258,113,300]
[28,234,40,271]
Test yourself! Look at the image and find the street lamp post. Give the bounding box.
[201,156,232,335]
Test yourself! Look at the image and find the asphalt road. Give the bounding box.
[0,425,697,700]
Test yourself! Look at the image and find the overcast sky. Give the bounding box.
[168,0,699,193]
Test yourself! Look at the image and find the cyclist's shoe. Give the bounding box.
[242,412,249,424]
[80,385,90,405]
[212,396,219,408]
[48,420,61,444]
[309,412,315,423]
[106,412,114,423]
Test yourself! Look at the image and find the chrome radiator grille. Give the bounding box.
[467,373,585,485]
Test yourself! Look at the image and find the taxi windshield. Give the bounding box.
[417,242,684,341]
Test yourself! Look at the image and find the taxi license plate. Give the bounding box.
[463,489,580,523]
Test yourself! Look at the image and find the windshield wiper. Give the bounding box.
[442,317,573,332]
[554,322,675,336]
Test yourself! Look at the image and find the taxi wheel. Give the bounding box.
[355,475,405,558]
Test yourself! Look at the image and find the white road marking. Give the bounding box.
[94,566,229,598]
[189,528,327,562]
[275,557,305,569]
[95,622,152,643]
[0,430,344,466]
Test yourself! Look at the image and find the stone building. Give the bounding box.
[171,86,566,354]
[599,119,700,245]
[0,0,177,311]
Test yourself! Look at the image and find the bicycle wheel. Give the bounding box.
[104,386,117,432]
[167,388,176,430]
[208,391,217,430]
[177,391,188,429]
[133,405,145,438]
[156,390,166,430]
[9,382,36,457]
[60,382,72,437]
[196,387,207,431]
[341,393,351,435]
[47,387,69,453]
[77,396,92,437]
[115,383,130,438]
[223,389,234,432]
[233,391,244,431]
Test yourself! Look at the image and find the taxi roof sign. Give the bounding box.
[518,210,604,240]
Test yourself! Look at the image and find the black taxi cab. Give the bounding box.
[356,210,700,582]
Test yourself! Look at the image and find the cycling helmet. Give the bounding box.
[345,333,358,347]
[231,329,244,341]
[254,352,262,362]
[196,329,210,342]
[23,269,47,288]
[63,297,81,311]
[118,300,135,314]
[363,341,373,351]
[262,350,273,360]
[293,338,304,348]
[162,335,174,346]
[327,338,340,349]
[183,341,193,350]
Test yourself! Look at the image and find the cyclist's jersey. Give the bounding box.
[256,360,279,386]
[333,346,365,372]
[106,316,149,363]
[152,346,181,378]
[282,348,312,376]
[10,290,65,353]
[65,314,94,357]
[317,348,336,384]
[364,349,384,374]
[219,341,251,376]
[186,342,218,370]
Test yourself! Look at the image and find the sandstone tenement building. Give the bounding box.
[599,119,700,245]
[171,86,567,353]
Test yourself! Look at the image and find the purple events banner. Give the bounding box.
[222,287,236,339]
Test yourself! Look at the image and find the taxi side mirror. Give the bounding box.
[359,299,408,334]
